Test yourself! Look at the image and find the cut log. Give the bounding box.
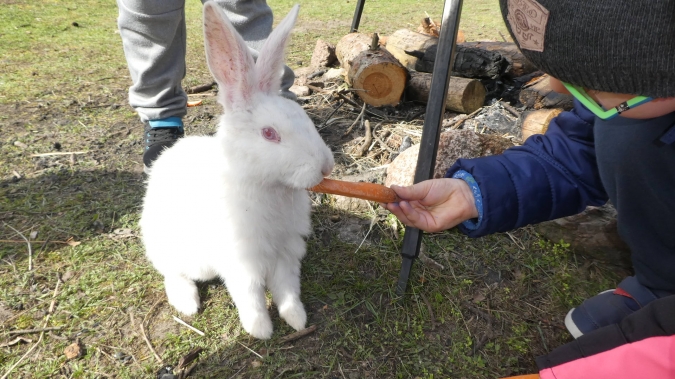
[519,75,574,110]
[336,33,407,107]
[336,32,375,72]
[385,30,510,79]
[459,42,537,78]
[406,71,485,114]
[384,29,439,71]
[518,108,563,142]
[385,29,536,79]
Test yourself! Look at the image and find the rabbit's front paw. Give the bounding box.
[164,276,200,316]
[169,296,200,316]
[241,312,273,339]
[278,301,307,331]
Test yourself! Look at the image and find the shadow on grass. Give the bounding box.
[0,168,626,378]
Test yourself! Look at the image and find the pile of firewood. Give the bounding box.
[299,19,574,141]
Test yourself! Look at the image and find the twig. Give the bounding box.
[186,81,216,94]
[418,252,445,271]
[8,326,63,335]
[373,131,397,154]
[498,30,508,42]
[318,100,345,130]
[424,11,439,30]
[1,335,42,379]
[370,33,379,51]
[343,102,367,136]
[418,293,437,331]
[0,239,73,245]
[138,302,164,364]
[462,302,496,325]
[172,316,205,336]
[307,69,327,79]
[236,341,263,359]
[1,278,61,379]
[0,337,32,348]
[306,84,327,93]
[450,107,482,130]
[500,101,521,117]
[175,347,203,370]
[335,92,386,119]
[356,120,373,157]
[30,151,88,157]
[277,324,318,344]
[3,223,32,271]
[178,361,199,379]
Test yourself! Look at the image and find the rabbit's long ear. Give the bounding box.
[203,1,256,109]
[255,4,299,95]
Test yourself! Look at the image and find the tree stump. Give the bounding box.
[406,71,485,114]
[336,33,407,107]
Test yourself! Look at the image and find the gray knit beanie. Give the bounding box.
[499,0,675,98]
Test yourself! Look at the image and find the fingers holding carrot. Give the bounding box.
[309,177,479,233]
[383,179,479,232]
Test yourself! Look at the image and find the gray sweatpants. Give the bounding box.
[117,0,295,123]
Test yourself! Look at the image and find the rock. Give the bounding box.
[534,204,632,269]
[310,39,337,69]
[64,339,84,360]
[463,102,519,136]
[289,85,311,97]
[385,129,513,187]
[323,68,345,80]
[293,67,315,86]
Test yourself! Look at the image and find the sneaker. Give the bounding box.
[564,276,663,338]
[143,117,184,174]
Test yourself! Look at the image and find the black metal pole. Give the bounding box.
[350,0,366,32]
[396,0,464,296]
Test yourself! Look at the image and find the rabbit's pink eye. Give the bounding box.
[262,127,280,142]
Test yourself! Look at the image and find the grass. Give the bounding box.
[0,1,624,378]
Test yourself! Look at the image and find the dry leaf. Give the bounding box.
[61,270,75,282]
[472,292,486,303]
[64,340,84,360]
[65,237,81,247]
[0,337,32,348]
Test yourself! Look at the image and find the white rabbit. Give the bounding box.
[139,2,334,340]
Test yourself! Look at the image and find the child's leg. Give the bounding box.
[204,0,296,99]
[116,0,188,123]
[566,113,675,338]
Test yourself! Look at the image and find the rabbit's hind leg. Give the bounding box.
[164,274,201,316]
[268,256,307,332]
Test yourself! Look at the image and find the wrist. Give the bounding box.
[451,170,483,230]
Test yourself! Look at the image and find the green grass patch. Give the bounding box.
[0,1,624,378]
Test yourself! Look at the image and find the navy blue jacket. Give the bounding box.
[446,99,609,237]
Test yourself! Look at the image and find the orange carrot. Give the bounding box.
[309,178,401,203]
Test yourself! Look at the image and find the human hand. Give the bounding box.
[381,178,479,233]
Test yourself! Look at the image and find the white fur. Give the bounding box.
[139,3,334,340]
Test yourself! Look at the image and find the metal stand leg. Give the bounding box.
[350,0,366,32]
[396,0,464,296]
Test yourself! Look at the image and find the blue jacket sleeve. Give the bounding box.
[445,99,609,237]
